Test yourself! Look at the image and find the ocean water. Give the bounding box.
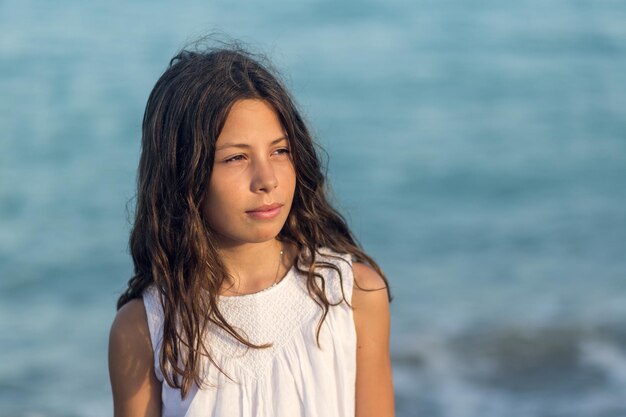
[1,0,625,416]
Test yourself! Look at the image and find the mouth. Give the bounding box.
[245,203,283,220]
[246,202,283,213]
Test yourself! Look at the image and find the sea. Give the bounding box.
[1,0,625,416]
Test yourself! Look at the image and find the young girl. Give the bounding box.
[108,41,395,417]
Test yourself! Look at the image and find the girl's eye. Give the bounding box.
[224,155,245,163]
[274,147,290,156]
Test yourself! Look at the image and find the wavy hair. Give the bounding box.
[116,40,391,398]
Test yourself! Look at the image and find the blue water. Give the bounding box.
[1,1,626,416]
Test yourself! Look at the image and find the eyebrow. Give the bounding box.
[215,136,288,151]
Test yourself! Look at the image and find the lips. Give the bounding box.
[246,202,283,213]
[245,203,283,220]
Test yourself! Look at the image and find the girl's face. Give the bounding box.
[203,99,296,247]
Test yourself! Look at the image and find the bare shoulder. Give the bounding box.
[110,298,151,344]
[352,261,388,292]
[108,298,154,378]
[351,262,395,416]
[109,297,161,417]
[351,261,390,319]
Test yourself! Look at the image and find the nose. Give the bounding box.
[251,158,278,193]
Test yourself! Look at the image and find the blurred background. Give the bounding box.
[1,0,625,416]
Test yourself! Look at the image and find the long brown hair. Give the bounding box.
[117,39,391,398]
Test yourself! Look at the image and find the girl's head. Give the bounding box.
[118,40,388,397]
[138,46,324,251]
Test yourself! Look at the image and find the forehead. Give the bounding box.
[216,99,286,144]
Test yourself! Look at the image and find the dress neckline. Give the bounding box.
[217,263,297,301]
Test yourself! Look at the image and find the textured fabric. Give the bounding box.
[142,248,357,417]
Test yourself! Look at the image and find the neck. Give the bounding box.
[216,239,290,295]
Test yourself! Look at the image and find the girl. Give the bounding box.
[108,41,395,417]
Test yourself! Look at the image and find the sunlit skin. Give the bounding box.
[202,99,297,294]
[204,99,296,245]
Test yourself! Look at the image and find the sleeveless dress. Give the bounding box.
[142,248,357,417]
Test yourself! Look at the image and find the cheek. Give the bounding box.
[281,163,297,190]
[204,175,235,217]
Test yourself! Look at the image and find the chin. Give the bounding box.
[230,224,283,244]
[250,230,283,243]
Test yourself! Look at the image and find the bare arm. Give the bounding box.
[352,262,395,417]
[108,298,162,417]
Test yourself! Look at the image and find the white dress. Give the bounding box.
[142,248,357,417]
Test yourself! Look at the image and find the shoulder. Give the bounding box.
[109,298,162,416]
[351,261,390,316]
[352,262,388,293]
[109,298,154,370]
[351,263,395,415]
[110,298,151,343]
